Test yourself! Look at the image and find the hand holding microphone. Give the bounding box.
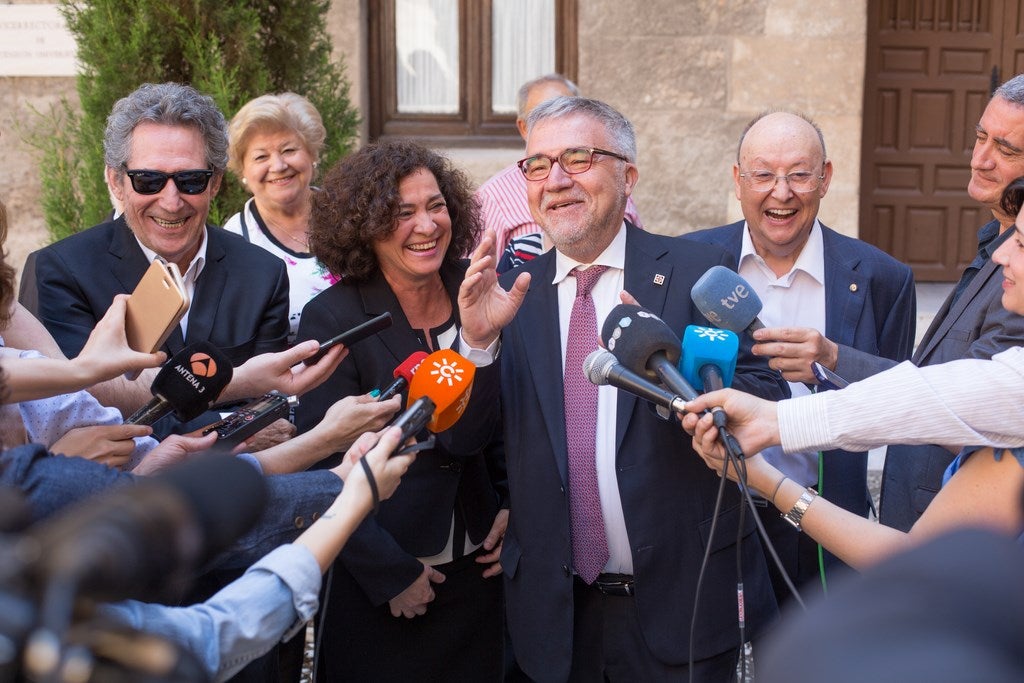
[599,304,742,454]
[125,342,233,425]
[380,348,477,457]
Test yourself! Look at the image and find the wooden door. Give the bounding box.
[861,0,1023,281]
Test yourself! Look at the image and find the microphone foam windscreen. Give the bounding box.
[395,351,430,382]
[680,325,739,388]
[690,265,764,333]
[155,454,268,565]
[408,348,476,432]
[600,304,681,380]
[151,341,234,421]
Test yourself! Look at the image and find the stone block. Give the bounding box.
[766,0,867,38]
[582,37,728,112]
[580,0,768,37]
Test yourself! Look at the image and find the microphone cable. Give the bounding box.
[686,417,806,683]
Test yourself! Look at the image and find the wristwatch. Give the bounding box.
[781,487,818,532]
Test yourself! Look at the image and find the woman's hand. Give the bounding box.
[320,393,403,457]
[50,423,153,468]
[74,294,166,382]
[458,229,530,348]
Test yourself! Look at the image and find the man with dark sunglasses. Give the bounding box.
[22,82,290,403]
[19,81,293,683]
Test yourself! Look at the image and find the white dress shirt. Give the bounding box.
[552,223,632,574]
[135,229,208,338]
[738,220,826,487]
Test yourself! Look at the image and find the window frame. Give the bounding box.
[368,0,578,146]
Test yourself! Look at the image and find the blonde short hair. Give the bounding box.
[227,93,326,177]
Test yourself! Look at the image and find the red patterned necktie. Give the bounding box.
[564,265,610,584]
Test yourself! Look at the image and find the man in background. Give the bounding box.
[686,110,915,600]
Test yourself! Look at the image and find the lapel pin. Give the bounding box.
[653,274,665,286]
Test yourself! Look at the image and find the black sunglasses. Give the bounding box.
[125,169,214,195]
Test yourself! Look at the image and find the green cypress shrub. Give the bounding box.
[26,0,359,241]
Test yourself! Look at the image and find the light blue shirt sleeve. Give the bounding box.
[12,349,159,467]
[99,544,322,682]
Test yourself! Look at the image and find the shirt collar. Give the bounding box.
[552,221,627,284]
[135,227,209,280]
[739,218,825,285]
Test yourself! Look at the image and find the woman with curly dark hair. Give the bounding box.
[294,140,506,682]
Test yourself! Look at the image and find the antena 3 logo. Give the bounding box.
[429,357,465,387]
[173,352,217,393]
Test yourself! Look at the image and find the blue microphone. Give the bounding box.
[690,265,766,335]
[680,325,739,391]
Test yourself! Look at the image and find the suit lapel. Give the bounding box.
[616,227,672,453]
[184,228,225,347]
[517,254,571,484]
[108,218,152,295]
[822,228,865,347]
[109,219,186,355]
[913,257,999,363]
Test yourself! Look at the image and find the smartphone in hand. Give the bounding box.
[811,361,849,390]
[303,312,393,366]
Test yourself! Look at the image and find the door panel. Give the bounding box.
[861,0,1019,281]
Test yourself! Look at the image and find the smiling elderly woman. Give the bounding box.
[293,140,507,682]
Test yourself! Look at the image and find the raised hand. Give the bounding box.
[458,228,530,348]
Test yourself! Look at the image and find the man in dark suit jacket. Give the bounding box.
[459,96,788,681]
[21,82,289,423]
[686,111,916,600]
[831,77,1024,532]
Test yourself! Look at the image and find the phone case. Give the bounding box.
[125,260,190,353]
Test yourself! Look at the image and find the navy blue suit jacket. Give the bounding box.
[497,225,788,680]
[685,221,916,516]
[23,216,290,366]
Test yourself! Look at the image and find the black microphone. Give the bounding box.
[583,349,687,415]
[600,303,700,401]
[126,342,233,425]
[690,265,767,335]
[26,455,267,604]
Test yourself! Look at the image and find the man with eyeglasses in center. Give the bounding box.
[24,82,290,409]
[686,110,916,604]
[457,96,788,682]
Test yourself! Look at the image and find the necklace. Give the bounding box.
[262,211,310,251]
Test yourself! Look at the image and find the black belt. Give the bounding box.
[589,573,635,597]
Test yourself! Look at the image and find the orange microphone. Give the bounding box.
[406,348,476,432]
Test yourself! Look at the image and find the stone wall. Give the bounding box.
[1,0,869,291]
[578,0,867,238]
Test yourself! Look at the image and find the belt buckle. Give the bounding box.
[594,574,634,597]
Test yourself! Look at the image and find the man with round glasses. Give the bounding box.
[475,74,643,273]
[687,110,916,603]
[24,82,290,375]
[458,96,788,681]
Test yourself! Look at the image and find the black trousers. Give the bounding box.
[569,577,739,682]
[314,548,504,682]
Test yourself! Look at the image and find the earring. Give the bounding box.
[241,178,247,185]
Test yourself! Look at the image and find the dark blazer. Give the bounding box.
[685,221,916,516]
[835,220,1024,531]
[294,260,505,605]
[498,225,788,681]
[23,216,290,365]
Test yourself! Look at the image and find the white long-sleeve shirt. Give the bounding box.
[779,346,1024,454]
